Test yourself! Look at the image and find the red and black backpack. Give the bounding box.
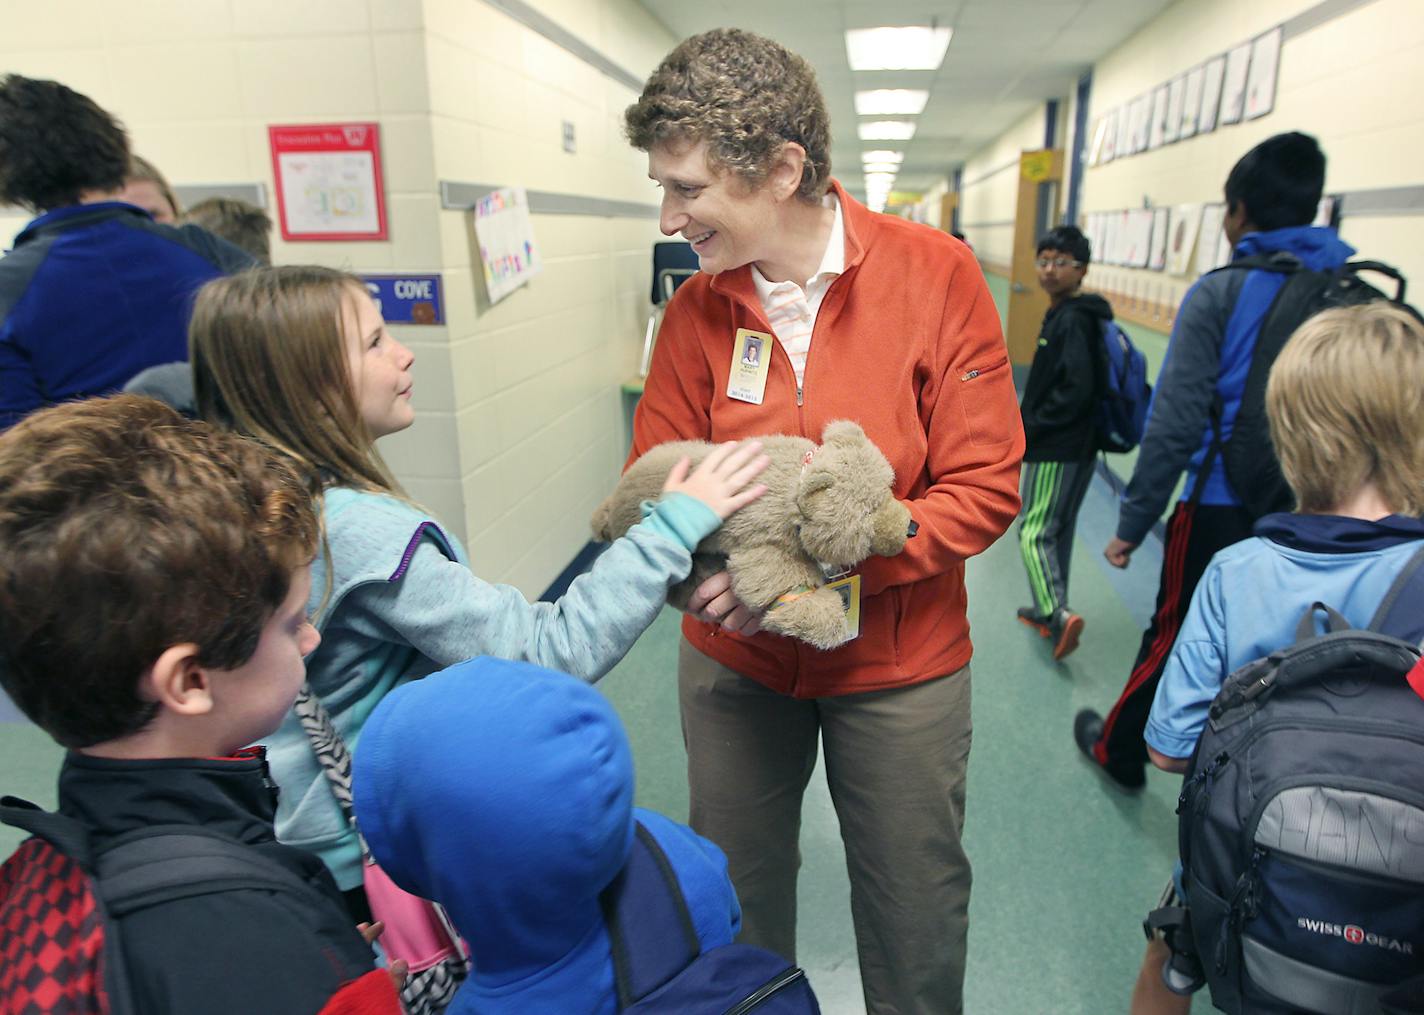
[0,797,340,1015]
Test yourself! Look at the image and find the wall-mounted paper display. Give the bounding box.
[1149,85,1169,150]
[1199,55,1226,133]
[1313,195,1340,229]
[1128,209,1154,268]
[1090,115,1111,165]
[1196,204,1227,275]
[1168,203,1202,276]
[1180,66,1205,138]
[1219,43,1252,126]
[1115,103,1133,159]
[1132,94,1153,154]
[1104,211,1123,265]
[472,186,542,304]
[1244,26,1282,120]
[1164,76,1185,145]
[1216,228,1234,269]
[268,122,387,241]
[1148,207,1170,271]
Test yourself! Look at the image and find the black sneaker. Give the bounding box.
[1049,608,1084,661]
[1016,606,1051,637]
[1073,709,1145,792]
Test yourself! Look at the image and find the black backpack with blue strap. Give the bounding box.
[1155,544,1424,1014]
[600,823,819,1014]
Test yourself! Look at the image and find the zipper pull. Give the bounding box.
[796,385,804,406]
[961,369,980,381]
[1176,751,1229,813]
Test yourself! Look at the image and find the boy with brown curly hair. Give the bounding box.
[0,395,400,1014]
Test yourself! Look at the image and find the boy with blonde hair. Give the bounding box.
[0,395,400,1014]
[1131,301,1424,1013]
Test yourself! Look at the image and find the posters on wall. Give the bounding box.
[1198,54,1227,133]
[472,186,542,304]
[1180,65,1204,139]
[1164,75,1185,145]
[267,122,387,241]
[1245,27,1282,119]
[1196,204,1227,275]
[1219,42,1252,125]
[1148,207,1171,271]
[1115,101,1134,158]
[1167,203,1202,276]
[1149,85,1169,150]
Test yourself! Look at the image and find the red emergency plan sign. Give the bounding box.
[268,122,388,242]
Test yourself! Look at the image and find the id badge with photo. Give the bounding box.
[825,574,861,641]
[727,327,773,404]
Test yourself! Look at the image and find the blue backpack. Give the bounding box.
[1094,319,1151,453]
[601,824,820,1014]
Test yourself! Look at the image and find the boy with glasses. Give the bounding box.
[1017,225,1113,660]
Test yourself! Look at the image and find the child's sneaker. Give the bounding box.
[1016,606,1052,637]
[1049,608,1084,660]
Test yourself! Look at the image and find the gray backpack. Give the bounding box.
[1163,546,1424,1014]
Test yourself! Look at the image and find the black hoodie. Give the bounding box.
[1019,292,1113,462]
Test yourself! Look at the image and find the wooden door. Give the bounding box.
[1005,148,1063,364]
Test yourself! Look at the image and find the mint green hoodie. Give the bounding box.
[263,486,719,888]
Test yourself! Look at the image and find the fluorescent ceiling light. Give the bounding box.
[862,161,902,174]
[846,26,952,71]
[859,120,917,141]
[861,150,904,164]
[855,89,929,116]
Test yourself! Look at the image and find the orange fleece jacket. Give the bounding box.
[629,182,1024,697]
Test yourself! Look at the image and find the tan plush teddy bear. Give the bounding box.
[592,420,915,650]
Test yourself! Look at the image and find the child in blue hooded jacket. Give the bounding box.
[351,656,741,1014]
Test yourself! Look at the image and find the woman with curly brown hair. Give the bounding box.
[0,75,251,429]
[624,28,1025,1015]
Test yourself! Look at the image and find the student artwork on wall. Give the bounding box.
[1115,103,1134,159]
[1216,227,1235,269]
[1167,204,1202,276]
[1244,27,1282,120]
[1164,76,1185,145]
[1180,66,1205,139]
[1091,114,1113,165]
[1196,204,1227,275]
[1149,85,1169,150]
[472,186,542,304]
[1127,209,1154,268]
[1198,55,1226,133]
[1148,207,1171,270]
[1219,43,1252,126]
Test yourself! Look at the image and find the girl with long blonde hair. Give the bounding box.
[190,265,767,909]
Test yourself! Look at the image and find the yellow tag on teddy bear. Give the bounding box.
[727,328,773,405]
[825,574,861,641]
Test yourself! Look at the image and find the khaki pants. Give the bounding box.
[678,641,974,1015]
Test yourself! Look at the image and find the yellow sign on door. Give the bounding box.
[1021,151,1054,182]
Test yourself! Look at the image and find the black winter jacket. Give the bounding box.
[49,750,383,1014]
[1019,292,1112,462]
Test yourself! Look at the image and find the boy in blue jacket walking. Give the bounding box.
[1075,132,1354,791]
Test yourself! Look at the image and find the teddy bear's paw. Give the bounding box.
[761,586,852,650]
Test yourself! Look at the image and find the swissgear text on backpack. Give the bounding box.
[601,823,820,1014]
[1095,319,1151,454]
[1161,546,1424,1014]
[1204,254,1418,518]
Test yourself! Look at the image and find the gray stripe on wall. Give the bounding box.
[960,219,1016,229]
[1340,184,1424,218]
[441,180,659,219]
[960,157,1022,190]
[481,0,645,92]
[1282,0,1380,40]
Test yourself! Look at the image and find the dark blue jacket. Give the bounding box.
[0,202,252,428]
[1117,226,1355,544]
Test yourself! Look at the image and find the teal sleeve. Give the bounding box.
[636,492,721,551]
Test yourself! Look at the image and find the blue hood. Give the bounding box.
[1234,224,1355,271]
[352,657,634,993]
